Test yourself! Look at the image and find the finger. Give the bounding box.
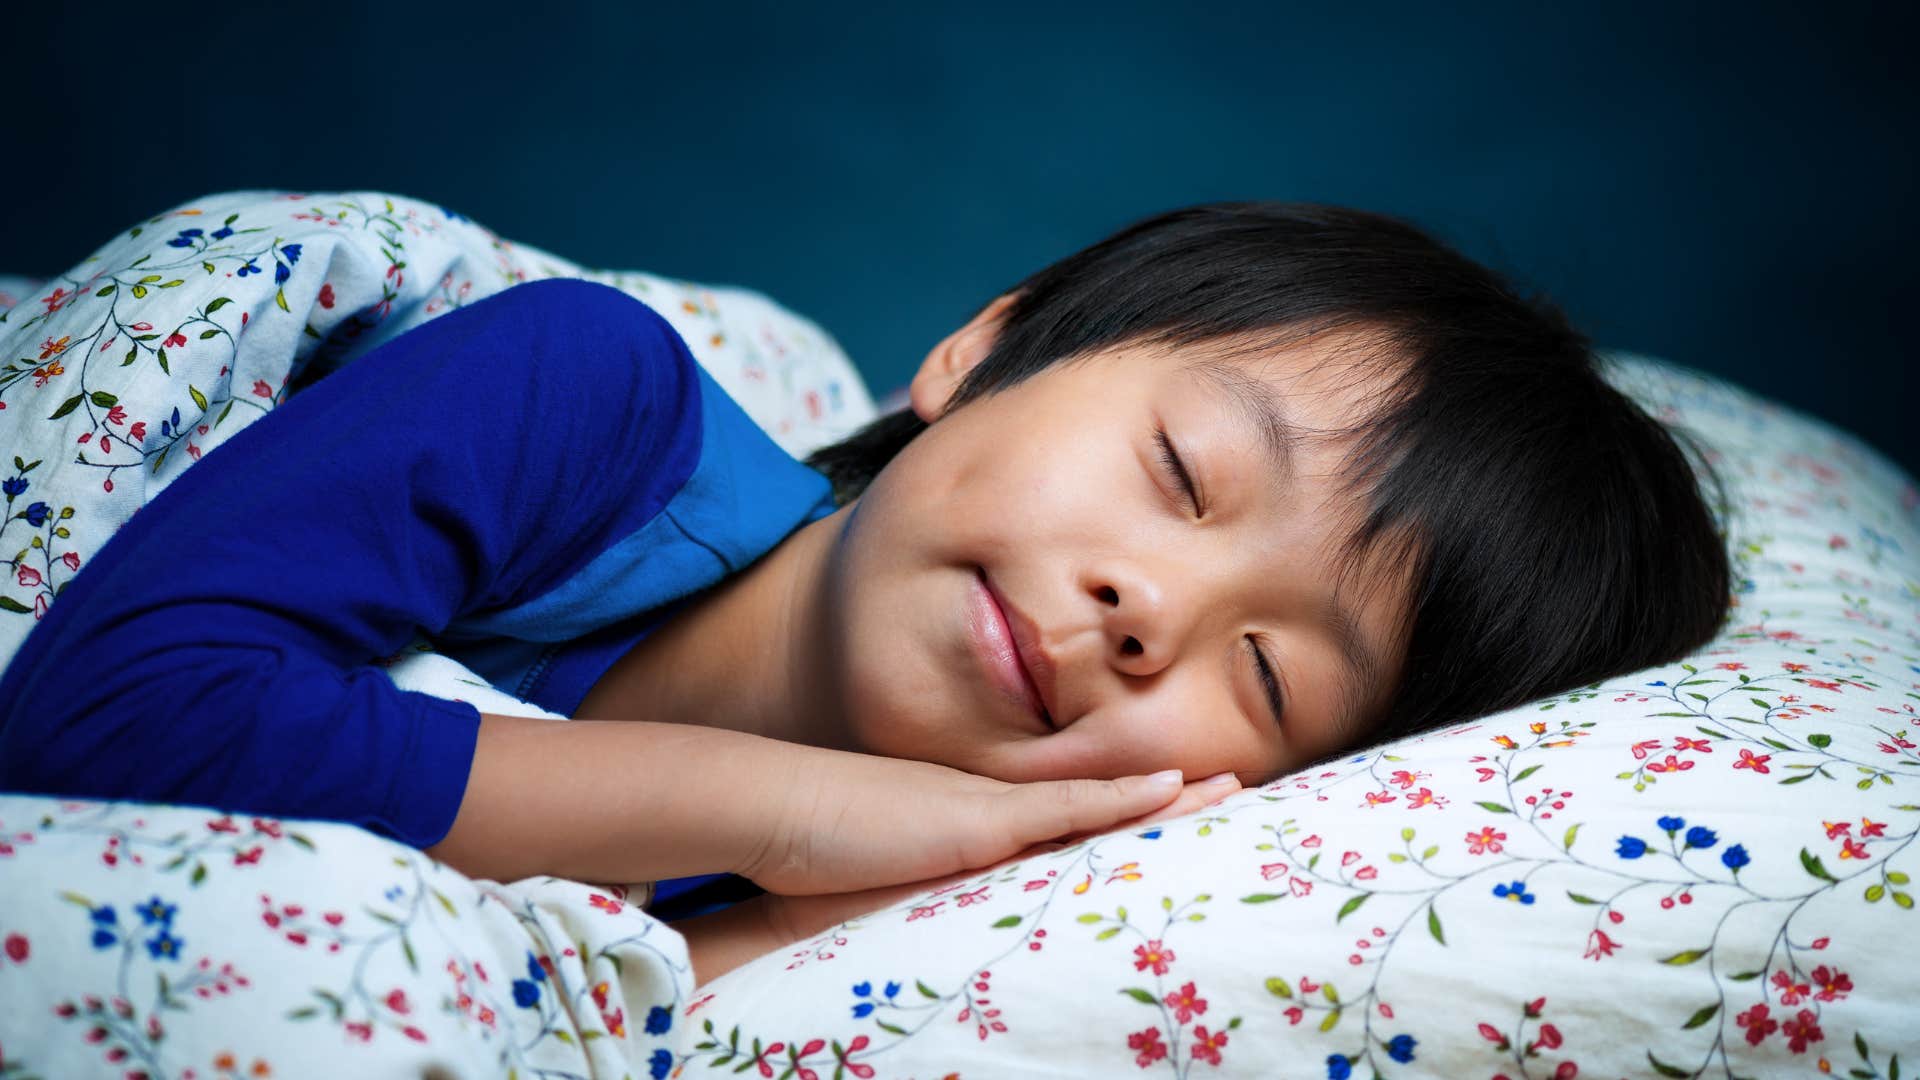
[1134,772,1243,826]
[992,770,1185,855]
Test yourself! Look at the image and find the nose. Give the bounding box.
[1087,562,1191,677]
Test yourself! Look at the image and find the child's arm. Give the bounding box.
[0,280,753,849]
[425,710,1193,894]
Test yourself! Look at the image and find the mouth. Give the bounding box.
[970,567,1057,731]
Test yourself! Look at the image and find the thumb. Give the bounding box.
[999,770,1186,851]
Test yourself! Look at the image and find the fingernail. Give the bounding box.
[1200,771,1238,786]
[1144,769,1184,788]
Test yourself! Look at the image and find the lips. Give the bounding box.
[976,569,1059,728]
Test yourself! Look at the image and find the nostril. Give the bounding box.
[1121,636,1143,656]
[1098,586,1119,605]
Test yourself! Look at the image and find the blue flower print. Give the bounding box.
[1327,1053,1352,1080]
[852,1000,875,1019]
[1685,826,1718,850]
[1722,844,1751,871]
[1616,836,1648,859]
[136,895,177,926]
[527,952,547,982]
[883,980,901,999]
[644,1005,671,1035]
[23,502,49,528]
[236,260,261,278]
[648,1048,672,1080]
[1492,880,1536,905]
[281,243,302,265]
[89,906,118,949]
[212,226,233,240]
[1385,1033,1417,1063]
[166,228,204,248]
[512,978,540,1008]
[2,476,25,498]
[1657,815,1685,834]
[146,930,182,961]
[383,885,403,902]
[274,261,290,285]
[853,980,871,997]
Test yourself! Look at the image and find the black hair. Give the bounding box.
[806,202,1731,751]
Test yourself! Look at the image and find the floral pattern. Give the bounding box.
[0,190,873,662]
[5,191,1919,1076]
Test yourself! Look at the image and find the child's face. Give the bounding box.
[818,299,1413,786]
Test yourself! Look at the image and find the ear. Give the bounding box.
[908,291,1021,422]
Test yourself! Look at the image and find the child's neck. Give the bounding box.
[573,502,857,751]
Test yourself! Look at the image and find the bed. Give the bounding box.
[0,190,1913,1078]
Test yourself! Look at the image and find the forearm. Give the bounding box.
[425,712,784,885]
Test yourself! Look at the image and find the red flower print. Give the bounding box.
[4,932,27,963]
[1672,736,1712,753]
[1289,876,1313,898]
[1780,1009,1823,1053]
[1533,1022,1562,1051]
[1823,821,1851,839]
[385,989,409,1014]
[588,893,623,915]
[1492,735,1517,749]
[1771,970,1810,1005]
[1781,661,1809,672]
[1478,1022,1509,1048]
[1132,940,1175,975]
[1466,826,1507,855]
[1809,965,1852,1002]
[1630,739,1662,760]
[1859,818,1887,838]
[1837,838,1868,860]
[1805,679,1841,692]
[165,332,188,349]
[1732,748,1771,773]
[1127,1026,1168,1068]
[837,1033,875,1079]
[345,1020,373,1042]
[1405,786,1447,809]
[1475,767,1497,782]
[252,379,274,398]
[1387,769,1425,790]
[1645,754,1693,774]
[1735,1002,1778,1044]
[319,283,336,308]
[15,566,40,588]
[41,287,70,313]
[907,901,945,921]
[1361,790,1398,808]
[1190,1024,1228,1066]
[1163,981,1208,1024]
[1583,929,1619,961]
[1716,662,1746,670]
[1260,862,1290,881]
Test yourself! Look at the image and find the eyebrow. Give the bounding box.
[1185,357,1384,744]
[1185,358,1296,495]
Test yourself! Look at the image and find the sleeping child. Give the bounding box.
[0,200,1732,983]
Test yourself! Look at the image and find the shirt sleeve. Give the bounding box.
[0,278,704,848]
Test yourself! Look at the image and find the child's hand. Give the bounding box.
[701,771,1243,981]
[735,751,1202,897]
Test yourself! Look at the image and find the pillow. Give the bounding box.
[668,354,1920,1078]
[0,189,875,665]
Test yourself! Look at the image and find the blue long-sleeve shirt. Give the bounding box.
[0,278,837,858]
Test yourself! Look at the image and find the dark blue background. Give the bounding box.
[6,2,1914,474]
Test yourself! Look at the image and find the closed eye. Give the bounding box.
[1247,635,1286,729]
[1154,427,1203,516]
